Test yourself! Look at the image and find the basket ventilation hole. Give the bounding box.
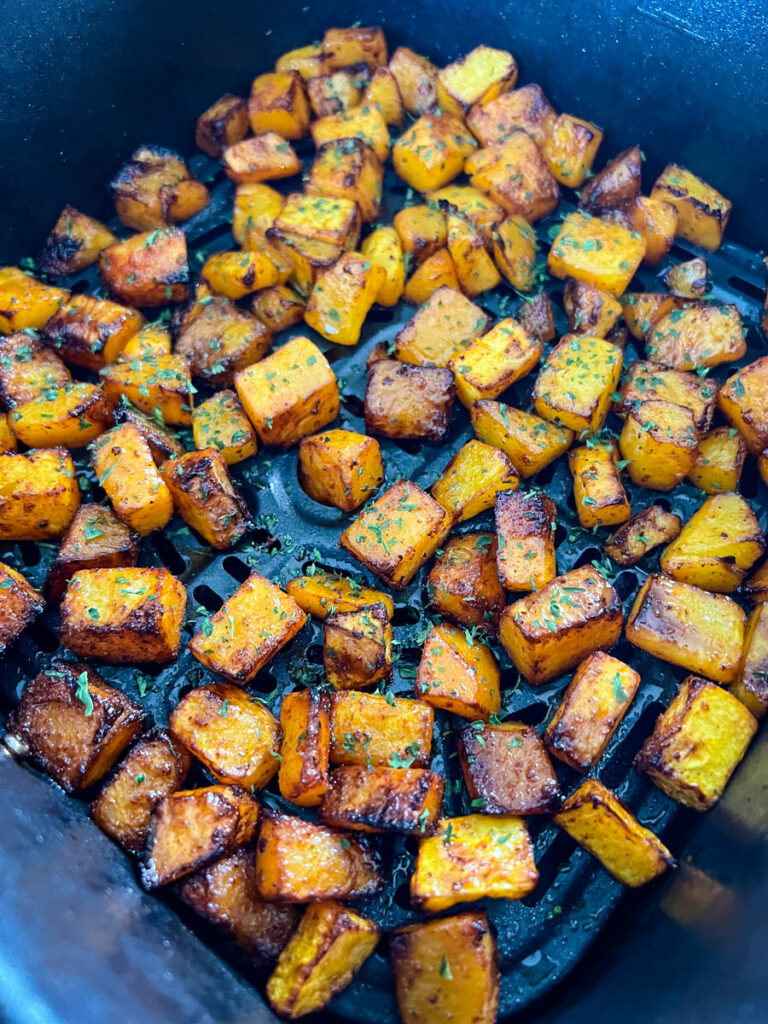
[192,584,223,613]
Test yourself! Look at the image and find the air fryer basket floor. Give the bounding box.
[2,138,767,1022]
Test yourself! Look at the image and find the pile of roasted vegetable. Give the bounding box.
[1,24,768,1023]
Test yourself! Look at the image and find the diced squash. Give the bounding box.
[362,67,405,126]
[248,71,310,139]
[42,294,144,371]
[617,195,678,266]
[466,83,555,147]
[519,292,556,344]
[428,186,504,243]
[0,267,68,334]
[0,331,70,407]
[718,355,768,456]
[192,390,258,465]
[202,247,288,300]
[687,426,746,493]
[651,164,731,250]
[319,765,444,834]
[286,571,394,620]
[620,399,699,492]
[110,146,209,231]
[444,209,501,297]
[458,721,561,814]
[533,333,622,434]
[91,422,173,534]
[578,146,642,214]
[298,428,383,511]
[45,502,139,603]
[195,94,249,158]
[222,133,301,183]
[364,359,455,442]
[568,443,631,528]
[731,604,768,718]
[279,689,331,807]
[323,603,392,690]
[388,46,438,116]
[232,182,285,242]
[101,354,193,426]
[39,206,118,277]
[395,285,489,367]
[393,205,447,264]
[393,113,476,191]
[321,26,387,70]
[564,279,622,337]
[307,68,365,119]
[330,690,433,767]
[266,229,343,297]
[10,382,111,448]
[251,284,306,332]
[426,532,505,629]
[121,324,173,360]
[615,358,717,430]
[466,131,558,221]
[311,104,390,163]
[436,45,517,116]
[160,448,251,550]
[416,622,500,720]
[492,216,538,291]
[646,303,745,371]
[175,296,271,387]
[276,42,333,80]
[431,438,518,522]
[547,210,645,296]
[306,138,384,223]
[304,251,385,345]
[0,561,44,654]
[603,504,682,565]
[664,257,709,298]
[471,400,574,478]
[275,193,361,250]
[541,113,603,187]
[620,293,680,340]
[495,490,557,591]
[403,249,459,303]
[113,398,184,464]
[360,226,405,305]
[99,227,189,307]
[0,447,79,540]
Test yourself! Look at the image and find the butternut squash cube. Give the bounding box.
[279,689,331,807]
[393,205,446,264]
[202,247,287,301]
[416,622,500,720]
[519,292,556,344]
[266,901,379,1020]
[320,765,444,834]
[222,133,301,183]
[298,428,383,511]
[436,45,517,117]
[603,504,682,565]
[391,911,499,1024]
[578,146,643,214]
[687,426,745,493]
[306,138,384,223]
[618,399,698,491]
[663,257,710,299]
[10,382,111,448]
[467,131,559,221]
[458,721,561,815]
[340,480,452,589]
[46,502,140,603]
[248,71,310,140]
[636,676,756,809]
[188,573,306,684]
[0,447,79,540]
[195,94,249,158]
[392,112,476,192]
[533,333,622,434]
[564,279,622,338]
[388,46,438,116]
[323,602,391,690]
[255,812,382,902]
[718,355,768,456]
[60,566,186,664]
[360,226,405,305]
[471,400,574,478]
[646,303,745,371]
[731,604,768,718]
[276,42,333,80]
[466,83,555,147]
[492,215,538,291]
[101,354,193,426]
[395,285,489,367]
[569,443,631,529]
[330,691,433,767]
[615,358,717,430]
[160,449,251,550]
[99,227,189,307]
[304,251,385,345]
[428,186,504,244]
[120,324,172,361]
[192,390,258,466]
[321,26,387,70]
[651,164,731,250]
[431,438,519,522]
[232,183,285,243]
[275,193,361,250]
[620,293,680,340]
[495,491,556,591]
[175,297,271,387]
[286,571,394,620]
[307,67,366,119]
[311,104,390,163]
[92,422,174,534]
[626,573,745,683]
[39,205,118,277]
[41,294,143,371]
[8,661,143,793]
[500,566,623,685]
[554,779,673,886]
[362,67,404,126]
[365,359,455,442]
[142,785,260,887]
[91,729,190,853]
[541,113,602,186]
[235,335,338,447]
[426,532,505,629]
[251,284,306,332]
[411,813,537,912]
[265,230,343,296]
[548,210,645,296]
[618,195,678,266]
[113,398,184,465]
[403,249,460,302]
[445,209,501,297]
[0,331,70,407]
[0,561,43,654]
[110,146,208,231]
[0,267,68,334]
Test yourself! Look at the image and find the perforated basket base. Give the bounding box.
[2,140,767,1023]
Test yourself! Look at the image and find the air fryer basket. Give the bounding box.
[2,2,768,1023]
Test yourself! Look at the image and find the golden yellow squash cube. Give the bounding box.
[388,46,438,116]
[0,561,43,654]
[192,390,258,466]
[687,426,746,493]
[100,354,193,426]
[428,186,504,243]
[618,195,678,266]
[616,358,717,431]
[110,145,209,231]
[533,333,622,434]
[718,354,768,456]
[651,163,731,250]
[663,256,710,299]
[286,571,394,620]
[416,622,500,719]
[542,114,603,187]
[569,443,631,529]
[393,205,447,264]
[298,428,383,511]
[232,182,284,242]
[0,447,79,541]
[365,359,455,443]
[0,267,69,334]
[99,227,189,307]
[495,490,557,591]
[436,45,517,116]
[306,138,384,223]
[603,504,682,565]
[392,112,476,192]
[500,566,623,685]
[330,691,434,768]
[10,383,111,448]
[636,676,756,809]
[564,279,623,338]
[248,70,310,140]
[188,573,306,684]
[304,251,385,345]
[0,331,70,407]
[618,400,698,491]
[321,26,387,70]
[46,502,140,604]
[430,438,518,522]
[360,226,405,306]
[444,209,501,297]
[202,247,288,300]
[426,533,506,629]
[646,303,745,371]
[492,215,538,291]
[626,573,745,683]
[251,283,306,332]
[222,133,301,183]
[275,193,361,250]
[319,765,444,835]
[471,400,574,478]
[323,603,392,690]
[195,94,249,159]
[275,42,332,80]
[467,131,559,222]
[278,689,331,807]
[235,335,339,447]
[39,205,118,277]
[547,210,646,296]
[120,324,172,360]
[311,103,390,163]
[175,296,272,387]
[160,449,251,550]
[554,779,673,886]
[467,81,554,145]
[112,400,184,466]
[42,293,144,370]
[395,285,489,367]
[362,67,404,126]
[731,604,768,718]
[92,422,174,535]
[620,293,679,340]
[307,68,364,119]
[403,249,460,303]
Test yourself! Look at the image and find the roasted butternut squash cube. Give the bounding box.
[113,397,184,464]
[411,813,537,912]
[195,94,249,158]
[416,622,500,720]
[618,399,698,491]
[651,164,731,250]
[8,661,143,793]
[619,293,680,340]
[235,335,338,447]
[603,504,682,565]
[60,566,186,664]
[275,193,361,250]
[311,104,390,163]
[42,293,143,371]
[360,226,404,305]
[388,46,438,115]
[120,323,173,361]
[101,354,193,426]
[100,227,189,306]
[436,45,517,117]
[391,911,499,1024]
[444,208,501,297]
[175,297,271,388]
[46,502,140,603]
[10,382,111,448]
[541,113,602,186]
[636,676,756,809]
[616,195,678,266]
[248,71,310,140]
[160,449,251,550]
[718,355,768,456]
[142,785,260,888]
[304,251,385,345]
[500,566,622,685]
[0,561,43,653]
[467,131,559,222]
[267,900,379,1020]
[431,438,519,522]
[279,689,331,807]
[395,285,489,367]
[578,146,643,214]
[307,68,366,119]
[393,205,447,264]
[179,846,299,963]
[265,229,343,296]
[731,603,768,717]
[548,211,645,296]
[306,138,384,223]
[403,249,460,303]
[646,303,745,371]
[232,182,285,242]
[192,390,257,466]
[276,42,333,80]
[169,684,281,789]
[533,333,622,434]
[255,812,381,902]
[0,267,68,334]
[91,729,190,853]
[321,25,387,70]
[495,489,557,594]
[222,133,301,183]
[364,359,455,442]
[615,358,717,430]
[0,331,70,407]
[430,186,504,244]
[569,443,631,529]
[519,292,556,344]
[426,533,505,629]
[563,279,622,338]
[39,206,118,277]
[393,113,476,192]
[545,651,640,771]
[466,82,555,147]
[660,492,763,593]
[324,602,392,690]
[189,573,306,683]
[626,573,745,683]
[471,400,574,478]
[491,215,537,291]
[362,67,404,126]
[330,691,433,767]
[663,257,710,299]
[320,765,444,835]
[91,423,174,534]
[458,721,561,815]
[554,779,673,885]
[286,571,394,620]
[202,247,287,301]
[111,145,209,231]
[340,480,451,589]
[251,284,306,332]
[298,428,383,511]
[0,447,79,541]
[687,426,745,493]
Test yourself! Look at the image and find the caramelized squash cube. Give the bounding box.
[616,358,717,430]
[111,145,209,231]
[578,146,643,214]
[471,400,574,478]
[286,571,394,620]
[265,229,343,296]
[91,422,174,534]
[431,438,518,522]
[618,399,698,491]
[492,215,538,291]
[541,113,602,187]
[548,211,645,296]
[248,71,310,140]
[0,561,43,653]
[222,133,301,183]
[626,573,745,682]
[120,323,172,360]
[251,284,306,332]
[99,227,189,307]
[232,182,285,242]
[160,448,251,550]
[731,604,768,718]
[323,602,392,690]
[275,42,333,80]
[393,112,475,191]
[311,104,390,163]
[0,447,80,541]
[518,292,556,344]
[444,208,501,297]
[687,426,745,493]
[39,206,118,277]
[499,566,622,685]
[603,504,682,565]
[195,94,249,158]
[651,164,731,250]
[646,303,745,371]
[360,226,405,305]
[307,68,365,119]
[320,765,444,834]
[663,257,710,298]
[0,267,68,334]
[429,185,503,243]
[718,354,768,456]
[568,443,631,529]
[9,661,143,793]
[175,296,271,387]
[436,45,517,117]
[100,354,193,426]
[275,193,361,249]
[306,138,384,223]
[304,251,385,345]
[564,279,622,337]
[426,533,505,629]
[202,247,288,300]
[278,689,331,807]
[192,390,258,465]
[113,397,184,464]
[388,46,438,116]
[395,285,489,367]
[362,67,405,126]
[416,622,500,720]
[42,293,144,371]
[365,359,455,442]
[10,382,111,448]
[617,195,678,266]
[393,205,446,264]
[554,779,673,885]
[0,331,70,407]
[330,691,433,767]
[322,26,387,70]
[402,249,459,303]
[620,293,680,340]
[298,428,383,511]
[533,333,622,433]
[46,502,140,603]
[495,491,557,591]
[466,131,559,221]
[466,83,555,147]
